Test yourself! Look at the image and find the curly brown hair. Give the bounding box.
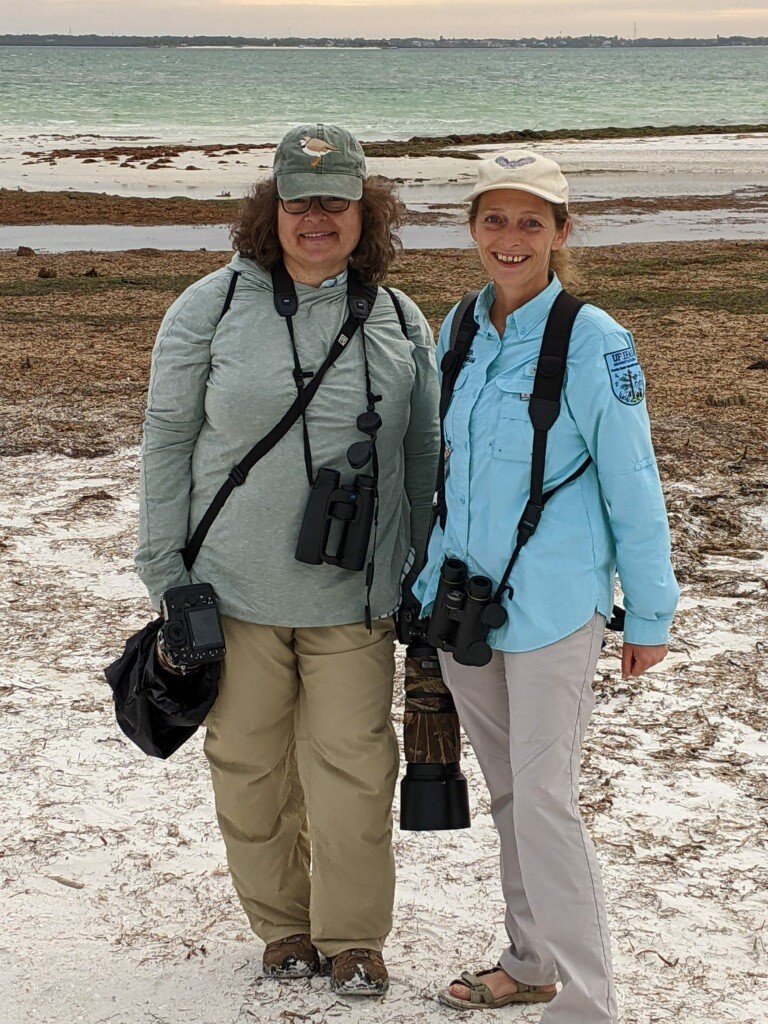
[468,196,580,291]
[231,176,405,285]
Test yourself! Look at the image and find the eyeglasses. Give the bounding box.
[280,196,351,214]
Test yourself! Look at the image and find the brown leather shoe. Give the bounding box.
[330,948,389,996]
[263,933,321,979]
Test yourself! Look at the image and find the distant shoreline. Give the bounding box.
[2,34,767,50]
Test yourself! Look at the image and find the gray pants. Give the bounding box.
[438,612,617,1024]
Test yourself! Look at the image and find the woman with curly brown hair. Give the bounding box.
[135,124,440,996]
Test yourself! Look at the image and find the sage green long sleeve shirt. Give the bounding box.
[135,253,440,626]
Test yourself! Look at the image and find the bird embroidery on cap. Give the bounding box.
[495,155,536,169]
[299,136,339,168]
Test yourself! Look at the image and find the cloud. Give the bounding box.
[6,0,768,36]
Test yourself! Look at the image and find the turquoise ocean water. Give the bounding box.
[1,44,767,142]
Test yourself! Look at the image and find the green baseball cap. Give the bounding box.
[273,124,367,202]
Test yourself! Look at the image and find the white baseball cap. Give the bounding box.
[463,149,569,208]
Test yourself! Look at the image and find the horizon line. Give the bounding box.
[3,32,768,41]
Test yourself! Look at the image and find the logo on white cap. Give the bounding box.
[495,155,536,170]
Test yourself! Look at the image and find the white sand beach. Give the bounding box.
[2,450,767,1024]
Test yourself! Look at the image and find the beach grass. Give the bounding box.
[2,240,766,466]
[3,241,766,318]
[0,273,200,298]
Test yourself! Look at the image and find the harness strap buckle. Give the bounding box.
[518,501,543,540]
[229,466,246,487]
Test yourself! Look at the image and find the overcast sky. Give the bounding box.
[2,0,766,38]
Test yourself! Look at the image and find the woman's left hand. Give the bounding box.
[621,643,668,680]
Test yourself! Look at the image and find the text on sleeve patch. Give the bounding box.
[604,347,646,405]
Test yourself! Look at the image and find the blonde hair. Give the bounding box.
[468,195,579,291]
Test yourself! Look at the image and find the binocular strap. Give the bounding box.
[182,301,372,571]
[359,323,383,631]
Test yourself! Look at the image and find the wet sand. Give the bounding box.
[5,211,768,253]
[4,130,767,208]
[3,181,768,252]
[3,127,767,254]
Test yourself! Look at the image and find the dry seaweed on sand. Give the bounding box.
[1,240,767,1023]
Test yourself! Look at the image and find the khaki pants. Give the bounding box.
[439,613,617,1024]
[203,615,398,958]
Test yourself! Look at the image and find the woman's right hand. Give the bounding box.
[621,642,668,680]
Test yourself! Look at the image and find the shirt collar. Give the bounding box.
[474,272,563,339]
[318,269,348,289]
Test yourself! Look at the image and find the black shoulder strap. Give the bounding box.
[493,290,591,603]
[217,269,240,324]
[270,260,377,486]
[525,290,587,525]
[182,266,377,571]
[271,260,299,317]
[449,290,481,351]
[271,259,377,329]
[272,260,314,481]
[346,268,379,323]
[383,286,409,338]
[440,292,480,419]
[433,293,480,529]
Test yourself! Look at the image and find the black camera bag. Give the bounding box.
[105,617,221,760]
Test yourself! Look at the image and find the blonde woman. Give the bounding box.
[414,151,679,1022]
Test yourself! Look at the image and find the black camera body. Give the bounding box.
[295,467,376,572]
[425,558,508,667]
[159,583,226,671]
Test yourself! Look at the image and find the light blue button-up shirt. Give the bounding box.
[413,273,679,652]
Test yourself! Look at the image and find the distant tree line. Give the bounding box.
[1,34,766,49]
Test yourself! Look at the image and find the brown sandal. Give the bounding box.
[439,965,556,1009]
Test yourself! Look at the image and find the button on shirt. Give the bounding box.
[413,274,679,652]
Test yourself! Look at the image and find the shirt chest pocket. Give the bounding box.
[492,375,535,463]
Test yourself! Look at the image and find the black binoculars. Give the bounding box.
[425,558,508,667]
[295,467,375,572]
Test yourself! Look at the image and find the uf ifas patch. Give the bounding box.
[604,347,646,405]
